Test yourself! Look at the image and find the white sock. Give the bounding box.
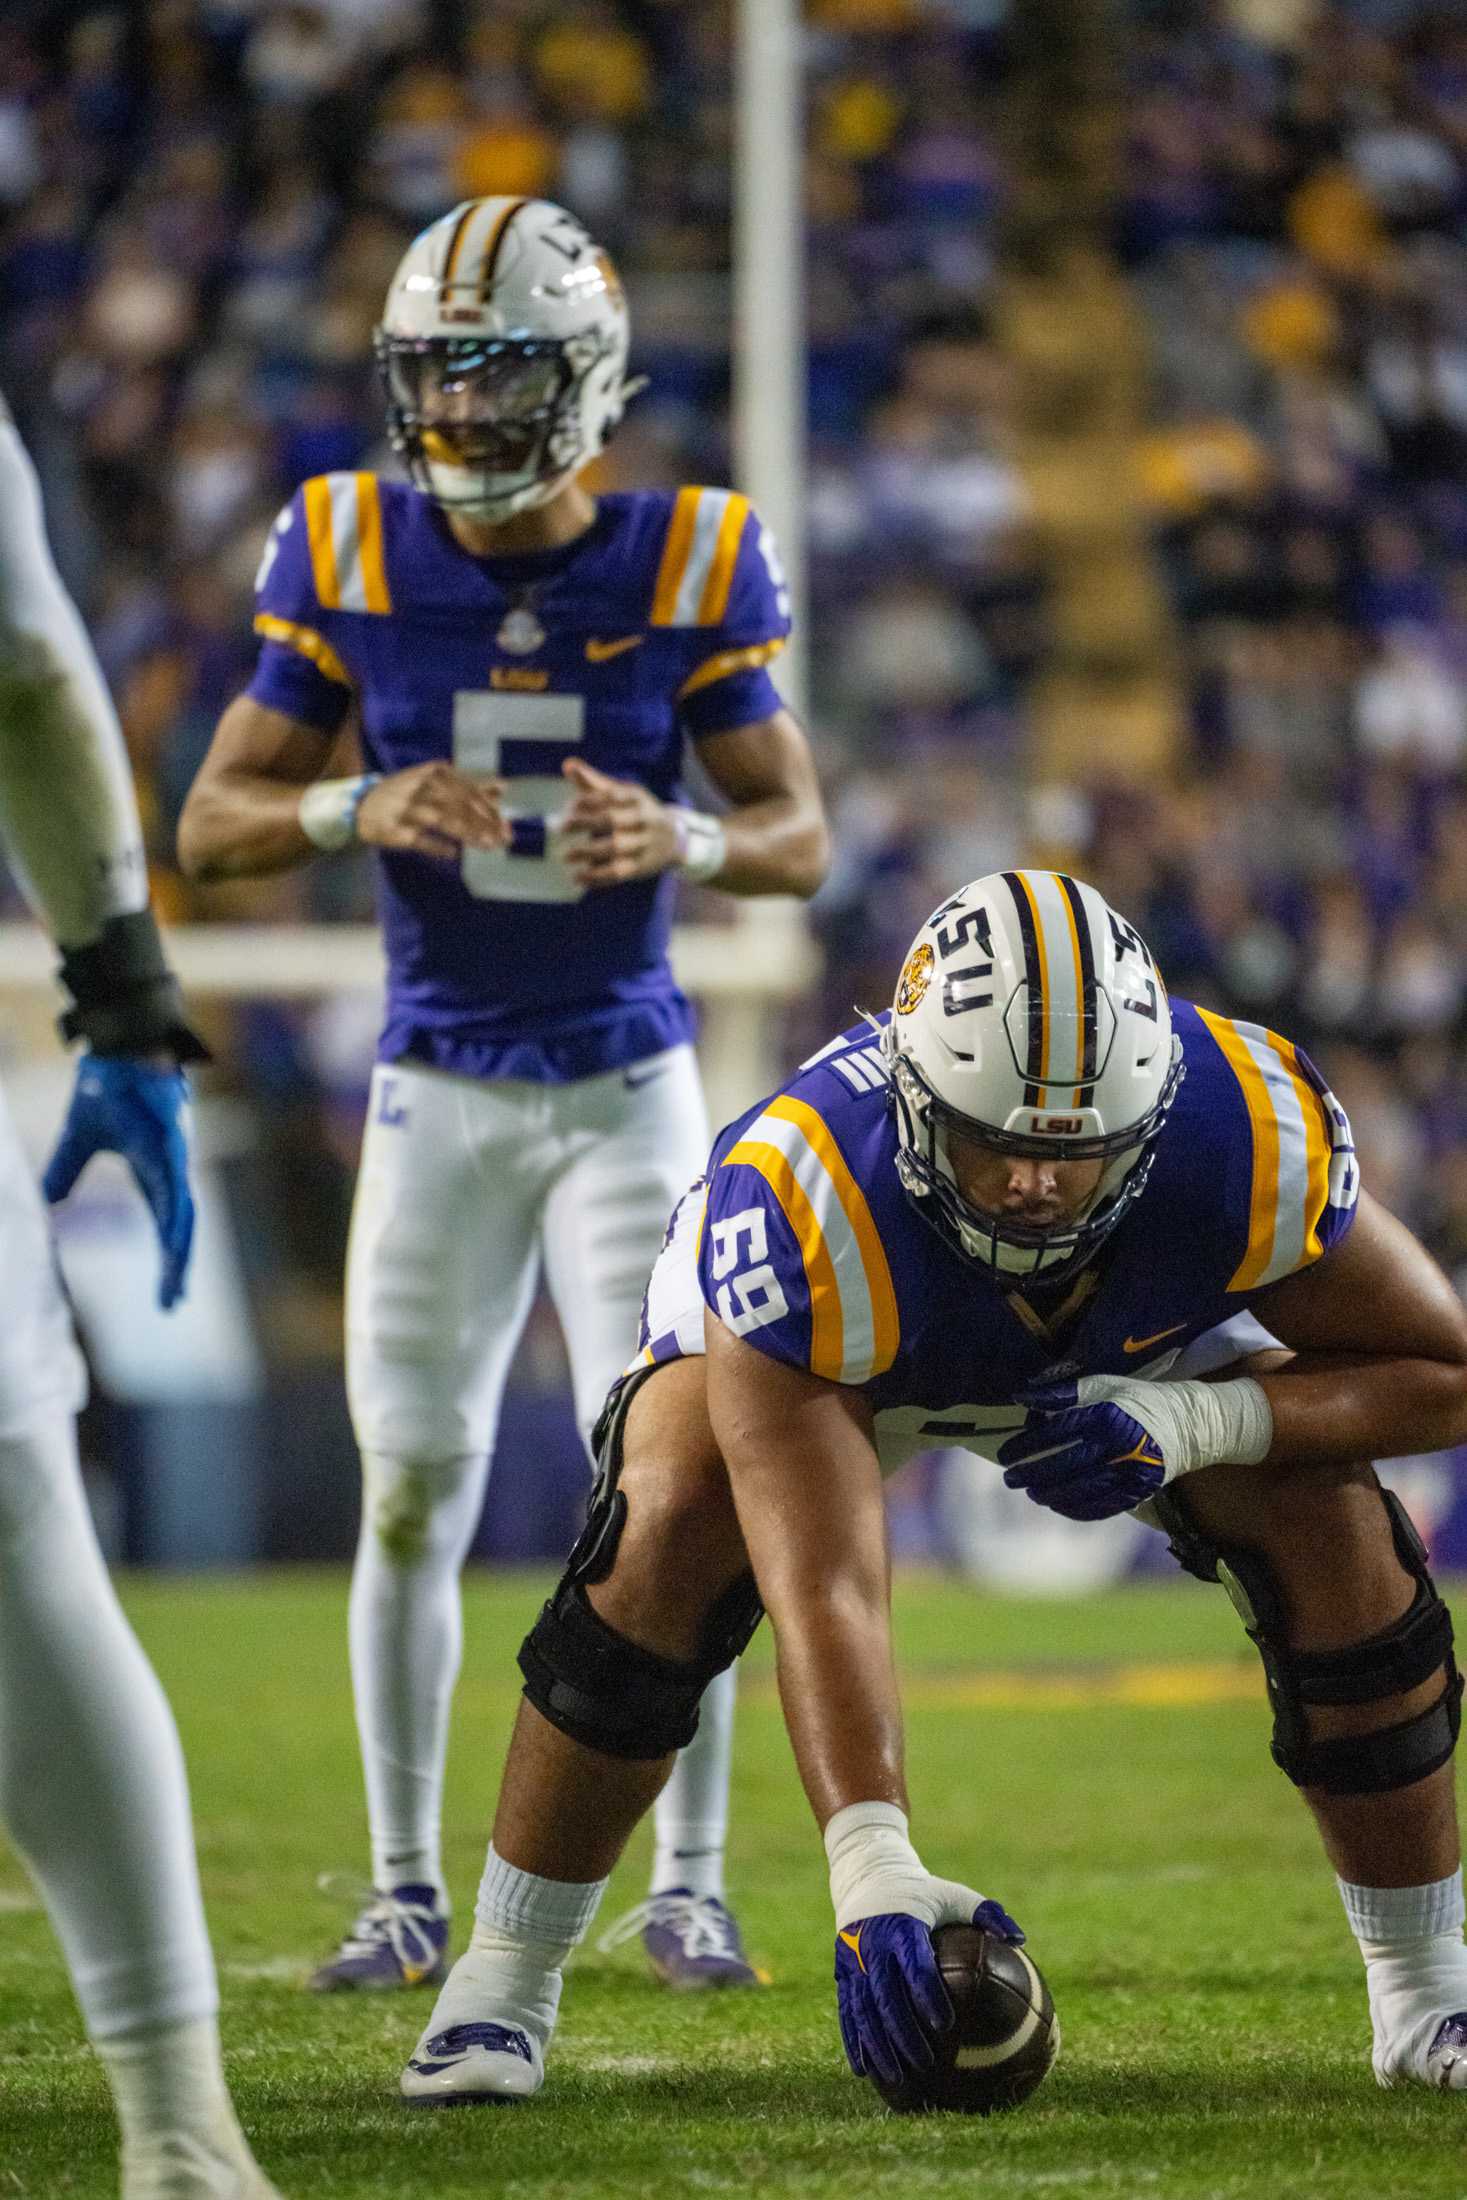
[97,2017,252,2168]
[1339,1870,1467,2069]
[651,1664,735,1901]
[423,1845,607,2054]
[349,1449,489,1901]
[0,1420,217,2041]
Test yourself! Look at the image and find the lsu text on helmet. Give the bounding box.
[884,869,1185,1287]
[375,197,640,524]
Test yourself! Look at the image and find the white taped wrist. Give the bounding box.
[670,807,726,883]
[298,773,380,852]
[825,1801,930,1929]
[1157,1375,1273,1481]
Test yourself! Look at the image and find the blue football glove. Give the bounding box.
[835,1899,1025,2085]
[998,1377,1167,1520]
[43,1056,196,1310]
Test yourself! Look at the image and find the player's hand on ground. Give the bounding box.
[43,1055,196,1310]
[834,1893,1025,2083]
[354,762,508,862]
[998,1375,1170,1520]
[559,756,680,888]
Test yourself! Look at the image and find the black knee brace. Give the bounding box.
[518,1367,764,1761]
[1151,1482,1462,1795]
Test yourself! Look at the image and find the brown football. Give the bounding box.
[873,1924,1059,2115]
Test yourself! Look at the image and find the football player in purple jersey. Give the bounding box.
[179,198,829,1996]
[395,870,1467,2107]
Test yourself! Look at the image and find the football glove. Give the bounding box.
[835,1895,1025,2085]
[998,1373,1272,1520]
[43,1055,196,1310]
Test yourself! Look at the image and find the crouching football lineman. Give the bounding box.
[399,869,1467,2104]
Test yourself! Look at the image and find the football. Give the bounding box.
[873,1924,1059,2115]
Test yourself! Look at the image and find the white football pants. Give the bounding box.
[0,1075,217,2041]
[346,1047,735,1897]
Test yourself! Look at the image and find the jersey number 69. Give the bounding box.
[709,1207,789,1336]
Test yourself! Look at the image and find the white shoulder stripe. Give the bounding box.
[326,473,370,612]
[670,489,735,626]
[1232,1022,1320,1287]
[746,1108,879,1383]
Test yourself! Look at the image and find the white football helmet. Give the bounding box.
[375,196,639,522]
[884,870,1184,1286]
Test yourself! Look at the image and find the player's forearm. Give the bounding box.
[766,1575,910,1829]
[1256,1351,1467,1468]
[176,765,319,880]
[712,792,830,898]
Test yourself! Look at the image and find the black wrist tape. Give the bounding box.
[57,910,209,1062]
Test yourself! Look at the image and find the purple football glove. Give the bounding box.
[998,1378,1167,1521]
[43,1056,196,1310]
[834,1899,1025,2085]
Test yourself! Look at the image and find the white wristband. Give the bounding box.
[298,773,380,853]
[1076,1372,1272,1484]
[1162,1374,1273,1478]
[670,807,727,883]
[825,1801,930,1929]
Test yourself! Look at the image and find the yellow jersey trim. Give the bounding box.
[1197,1007,1285,1292]
[677,637,786,703]
[651,487,702,626]
[303,477,339,609]
[354,473,392,613]
[696,492,749,624]
[722,1137,845,1380]
[766,1095,900,1375]
[252,613,352,689]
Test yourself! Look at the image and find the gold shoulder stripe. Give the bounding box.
[677,637,786,703]
[767,1095,899,1374]
[722,1138,844,1379]
[252,613,352,688]
[303,477,340,609]
[1196,1007,1281,1292]
[696,492,749,624]
[651,487,702,626]
[354,474,391,614]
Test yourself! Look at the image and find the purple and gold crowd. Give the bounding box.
[3,0,1467,1301]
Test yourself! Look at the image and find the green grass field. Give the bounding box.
[3,1567,1465,2197]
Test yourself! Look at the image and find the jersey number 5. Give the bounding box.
[709,1207,789,1337]
[452,689,587,903]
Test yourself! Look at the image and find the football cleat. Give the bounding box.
[597,1888,766,1990]
[400,2019,544,2106]
[1377,2009,1467,2091]
[306,1876,448,1992]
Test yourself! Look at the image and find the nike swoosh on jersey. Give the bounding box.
[1123,1324,1187,1354]
[586,635,644,662]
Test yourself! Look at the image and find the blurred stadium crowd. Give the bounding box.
[2,0,1467,1545]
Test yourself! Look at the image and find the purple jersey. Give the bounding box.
[247,475,790,1081]
[674,1000,1358,1467]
